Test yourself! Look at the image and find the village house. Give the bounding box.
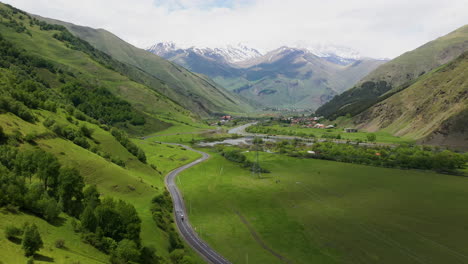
[345,128,358,133]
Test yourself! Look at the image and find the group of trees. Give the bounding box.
[0,146,86,218]
[5,223,43,258]
[0,142,155,263]
[61,82,146,126]
[43,118,92,149]
[150,192,193,264]
[111,128,147,163]
[216,146,270,173]
[74,185,158,263]
[276,141,467,173]
[246,125,316,138]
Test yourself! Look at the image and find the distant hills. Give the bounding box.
[148,42,387,110]
[36,16,255,116]
[316,24,468,119]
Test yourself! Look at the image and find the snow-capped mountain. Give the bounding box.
[146,42,387,110]
[147,42,179,57]
[147,42,262,65]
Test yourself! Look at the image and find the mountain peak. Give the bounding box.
[147,42,262,64]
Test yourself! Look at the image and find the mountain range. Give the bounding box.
[147,42,387,109]
[36,16,255,117]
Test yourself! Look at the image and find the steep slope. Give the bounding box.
[354,51,468,149]
[0,4,202,262]
[36,16,254,116]
[317,24,468,118]
[150,43,386,110]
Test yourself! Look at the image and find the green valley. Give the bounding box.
[0,1,467,264]
[178,149,468,264]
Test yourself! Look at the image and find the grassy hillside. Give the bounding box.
[1,6,203,136]
[178,149,468,264]
[0,3,206,263]
[317,24,468,118]
[36,16,255,116]
[354,51,468,149]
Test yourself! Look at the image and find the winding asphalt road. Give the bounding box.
[163,143,232,264]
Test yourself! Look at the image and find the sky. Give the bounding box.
[5,0,468,58]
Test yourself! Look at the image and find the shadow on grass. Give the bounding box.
[65,248,107,263]
[7,237,22,245]
[34,253,54,262]
[49,216,67,227]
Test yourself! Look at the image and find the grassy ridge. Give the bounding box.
[37,16,254,116]
[317,24,468,119]
[354,51,468,148]
[178,150,468,264]
[0,3,198,135]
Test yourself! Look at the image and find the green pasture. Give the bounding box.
[178,150,468,264]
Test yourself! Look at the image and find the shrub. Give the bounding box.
[55,239,65,248]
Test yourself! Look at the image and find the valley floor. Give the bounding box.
[177,150,468,264]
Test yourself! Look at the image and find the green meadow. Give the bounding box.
[178,149,468,264]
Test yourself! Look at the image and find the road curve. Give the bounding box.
[163,142,232,264]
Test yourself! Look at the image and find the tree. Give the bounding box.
[37,194,61,221]
[80,125,93,138]
[22,223,43,256]
[366,133,376,142]
[58,167,84,217]
[83,185,100,209]
[116,200,141,243]
[140,246,161,264]
[112,239,140,263]
[80,205,97,232]
[14,150,37,183]
[35,151,60,191]
[94,199,125,240]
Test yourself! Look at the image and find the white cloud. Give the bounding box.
[4,0,468,58]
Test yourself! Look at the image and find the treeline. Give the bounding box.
[0,31,147,164]
[61,82,146,126]
[315,80,393,119]
[246,125,316,138]
[0,33,59,122]
[111,128,147,163]
[150,192,194,263]
[0,22,147,129]
[273,140,467,174]
[216,146,270,173]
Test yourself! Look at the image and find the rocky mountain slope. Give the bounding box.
[149,42,386,109]
[316,24,468,119]
[354,51,468,149]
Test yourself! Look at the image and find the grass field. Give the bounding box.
[250,124,415,144]
[144,121,235,144]
[178,149,468,264]
[132,139,202,176]
[0,212,108,264]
